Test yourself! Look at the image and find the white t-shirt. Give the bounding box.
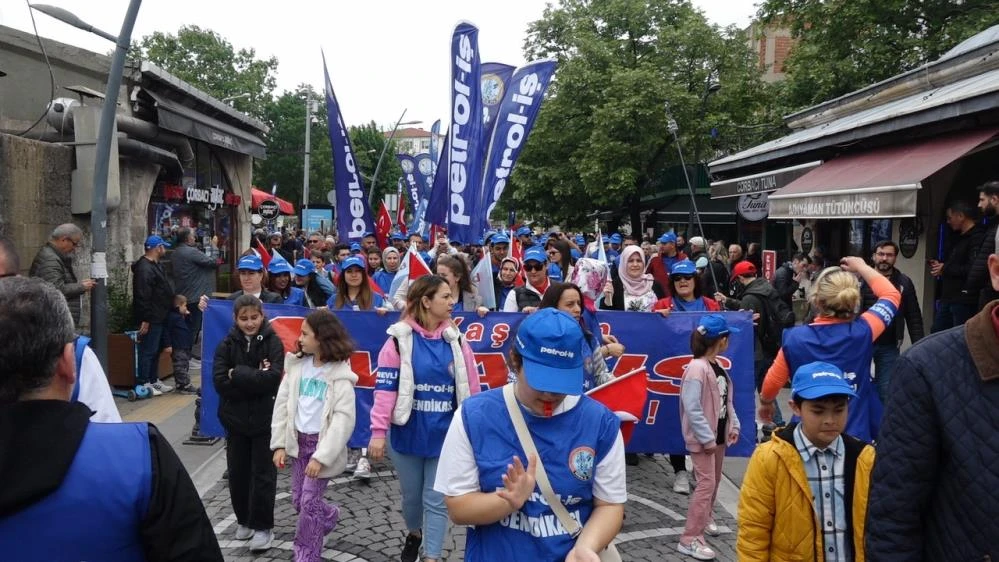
[434,395,628,504]
[79,347,122,423]
[294,360,328,434]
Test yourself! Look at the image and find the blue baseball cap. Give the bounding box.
[489,234,510,246]
[362,231,375,238]
[516,226,532,237]
[340,255,365,272]
[349,242,361,252]
[601,235,609,243]
[268,259,292,275]
[609,233,622,244]
[293,259,315,277]
[237,254,264,271]
[658,232,677,244]
[523,246,547,264]
[695,314,740,338]
[670,260,697,276]
[390,232,406,241]
[144,235,171,250]
[475,238,484,246]
[515,308,585,395]
[539,235,550,247]
[792,361,857,400]
[575,235,586,246]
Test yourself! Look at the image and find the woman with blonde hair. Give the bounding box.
[758,257,901,442]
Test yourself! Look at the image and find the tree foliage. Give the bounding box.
[137,25,278,119]
[507,0,776,228]
[758,0,999,110]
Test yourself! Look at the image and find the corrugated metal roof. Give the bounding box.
[710,65,999,170]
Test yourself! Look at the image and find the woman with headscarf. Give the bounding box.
[600,245,667,312]
[374,247,401,295]
[493,257,520,311]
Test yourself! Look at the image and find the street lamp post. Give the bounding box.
[302,95,318,230]
[368,110,421,207]
[31,2,143,371]
[221,92,251,103]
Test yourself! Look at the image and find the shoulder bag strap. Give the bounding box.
[502,384,582,537]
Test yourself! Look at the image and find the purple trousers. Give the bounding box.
[291,433,340,562]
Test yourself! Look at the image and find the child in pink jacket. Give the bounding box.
[678,314,742,561]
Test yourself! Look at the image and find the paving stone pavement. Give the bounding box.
[203,454,738,561]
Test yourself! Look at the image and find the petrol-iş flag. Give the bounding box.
[397,154,421,212]
[413,152,435,201]
[424,131,449,228]
[376,201,392,249]
[480,62,515,139]
[471,247,496,310]
[322,52,376,243]
[476,59,557,237]
[446,22,484,244]
[429,118,441,191]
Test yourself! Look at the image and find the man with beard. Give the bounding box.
[966,180,999,311]
[929,200,984,332]
[861,240,924,402]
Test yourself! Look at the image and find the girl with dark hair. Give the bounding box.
[212,295,285,552]
[267,260,307,306]
[327,256,388,313]
[539,283,620,391]
[545,238,573,283]
[436,254,482,312]
[367,275,480,562]
[271,310,358,562]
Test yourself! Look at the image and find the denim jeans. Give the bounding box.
[871,344,900,405]
[388,442,447,559]
[755,357,785,426]
[136,323,164,385]
[931,301,974,333]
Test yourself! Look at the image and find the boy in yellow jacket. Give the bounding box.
[737,361,874,562]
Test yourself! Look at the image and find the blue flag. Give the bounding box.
[477,59,557,237]
[424,130,450,227]
[322,52,375,243]
[447,22,484,243]
[480,62,515,139]
[396,153,420,211]
[413,152,435,201]
[429,118,441,179]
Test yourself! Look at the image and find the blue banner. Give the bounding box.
[480,62,516,138]
[322,53,376,243]
[199,303,757,457]
[413,152,435,201]
[424,132,450,228]
[477,60,557,237]
[429,118,441,183]
[396,154,421,212]
[447,22,484,243]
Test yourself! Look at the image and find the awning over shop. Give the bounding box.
[768,128,999,219]
[251,188,295,215]
[710,161,822,199]
[148,91,267,159]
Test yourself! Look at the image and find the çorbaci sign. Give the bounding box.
[258,199,280,220]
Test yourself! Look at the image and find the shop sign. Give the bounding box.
[899,218,920,259]
[710,161,822,199]
[738,193,769,221]
[762,250,777,281]
[801,227,814,254]
[258,199,280,220]
[769,189,917,220]
[224,192,242,206]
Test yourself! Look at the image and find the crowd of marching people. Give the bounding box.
[4,194,999,561]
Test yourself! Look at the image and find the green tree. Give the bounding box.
[507,0,775,228]
[758,0,998,110]
[346,121,403,209]
[137,25,278,119]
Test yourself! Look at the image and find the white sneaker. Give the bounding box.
[249,529,273,552]
[143,382,163,397]
[353,456,371,479]
[673,471,691,495]
[705,521,720,536]
[150,380,173,394]
[235,524,253,540]
[677,538,716,560]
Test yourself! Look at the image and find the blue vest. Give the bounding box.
[0,422,152,561]
[382,336,457,457]
[782,319,884,442]
[284,286,307,306]
[461,389,620,561]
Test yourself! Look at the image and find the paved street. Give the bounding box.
[116,364,746,561]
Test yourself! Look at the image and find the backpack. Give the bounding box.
[753,290,796,356]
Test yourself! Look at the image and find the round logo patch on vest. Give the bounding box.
[568,446,596,481]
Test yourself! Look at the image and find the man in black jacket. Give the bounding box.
[866,227,999,560]
[132,235,176,395]
[964,180,999,311]
[0,277,222,561]
[929,200,983,332]
[860,240,924,403]
[772,252,809,306]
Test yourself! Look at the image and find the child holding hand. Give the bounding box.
[271,309,358,562]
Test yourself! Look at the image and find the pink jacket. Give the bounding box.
[369,317,479,439]
[679,357,740,452]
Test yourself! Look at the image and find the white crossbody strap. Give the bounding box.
[502,384,582,537]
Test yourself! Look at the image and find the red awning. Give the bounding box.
[768,128,998,219]
[250,187,295,215]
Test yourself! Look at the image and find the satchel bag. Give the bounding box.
[502,384,623,562]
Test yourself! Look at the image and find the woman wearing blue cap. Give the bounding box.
[198,253,283,311]
[326,255,388,314]
[266,258,307,306]
[435,308,626,561]
[292,258,335,309]
[503,246,552,312]
[653,260,722,315]
[677,315,741,560]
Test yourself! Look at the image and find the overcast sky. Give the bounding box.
[1,0,760,128]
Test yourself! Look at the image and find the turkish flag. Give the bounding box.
[408,250,433,281]
[396,196,407,235]
[510,238,525,286]
[254,238,272,270]
[586,367,648,444]
[376,201,392,249]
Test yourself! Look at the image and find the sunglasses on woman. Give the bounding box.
[523,262,545,272]
[672,274,695,281]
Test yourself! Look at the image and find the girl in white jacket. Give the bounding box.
[272,309,358,562]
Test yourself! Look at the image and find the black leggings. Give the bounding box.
[670,454,686,473]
